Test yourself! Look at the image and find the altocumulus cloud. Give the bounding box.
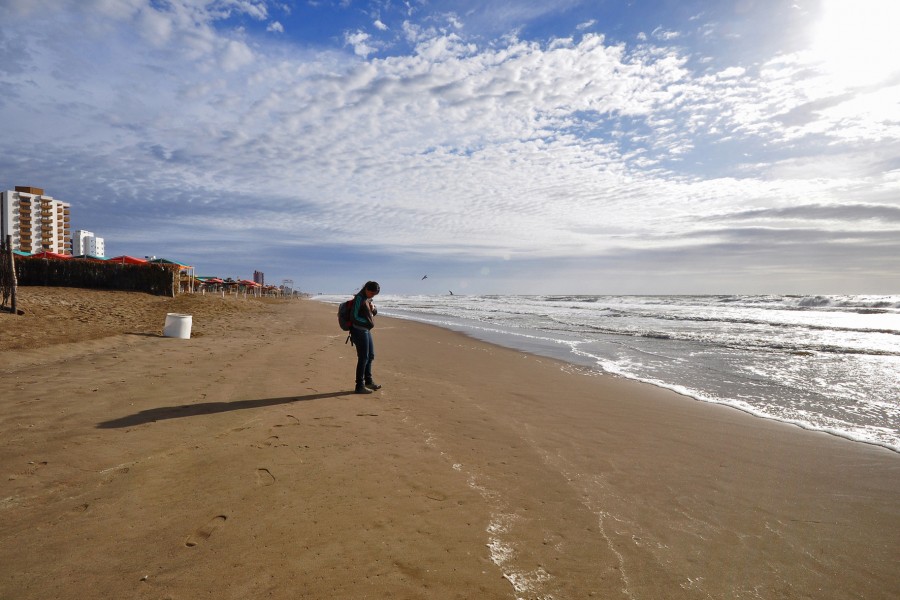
[0,0,898,293]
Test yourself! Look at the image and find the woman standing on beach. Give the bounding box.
[350,281,381,394]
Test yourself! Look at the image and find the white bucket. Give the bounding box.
[163,313,192,339]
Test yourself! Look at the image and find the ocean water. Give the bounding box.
[316,294,900,452]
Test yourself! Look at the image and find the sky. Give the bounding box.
[1,0,899,295]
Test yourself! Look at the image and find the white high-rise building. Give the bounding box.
[73,230,105,257]
[0,186,71,254]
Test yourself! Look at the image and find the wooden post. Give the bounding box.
[6,235,17,315]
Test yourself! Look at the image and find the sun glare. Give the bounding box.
[810,0,900,87]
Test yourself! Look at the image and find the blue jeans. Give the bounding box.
[350,327,374,385]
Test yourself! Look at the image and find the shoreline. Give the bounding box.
[2,288,898,599]
[368,305,900,455]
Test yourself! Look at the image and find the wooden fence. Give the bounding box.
[1,236,17,312]
[14,256,181,296]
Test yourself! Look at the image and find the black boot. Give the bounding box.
[365,380,382,390]
[355,383,373,394]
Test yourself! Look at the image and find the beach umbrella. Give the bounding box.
[29,251,72,259]
[108,255,149,265]
[72,254,109,262]
[149,258,196,293]
[148,257,193,269]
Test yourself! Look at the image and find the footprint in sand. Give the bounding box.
[24,461,48,476]
[185,515,227,547]
[99,466,129,485]
[256,468,276,487]
[254,436,284,449]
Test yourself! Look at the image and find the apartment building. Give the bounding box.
[73,229,105,257]
[0,186,72,254]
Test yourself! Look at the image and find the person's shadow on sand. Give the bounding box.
[96,392,353,429]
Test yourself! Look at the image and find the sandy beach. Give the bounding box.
[1,287,898,599]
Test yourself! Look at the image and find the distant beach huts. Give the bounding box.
[9,248,287,297]
[191,277,282,297]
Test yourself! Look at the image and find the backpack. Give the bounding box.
[337,298,354,331]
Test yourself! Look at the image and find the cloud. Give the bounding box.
[345,29,378,57]
[137,5,174,45]
[398,0,583,38]
[716,66,745,79]
[0,1,898,292]
[0,28,31,76]
[703,204,900,223]
[681,226,900,246]
[220,39,255,70]
[267,21,284,33]
[651,26,680,41]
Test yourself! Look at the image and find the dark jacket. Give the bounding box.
[351,291,376,330]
